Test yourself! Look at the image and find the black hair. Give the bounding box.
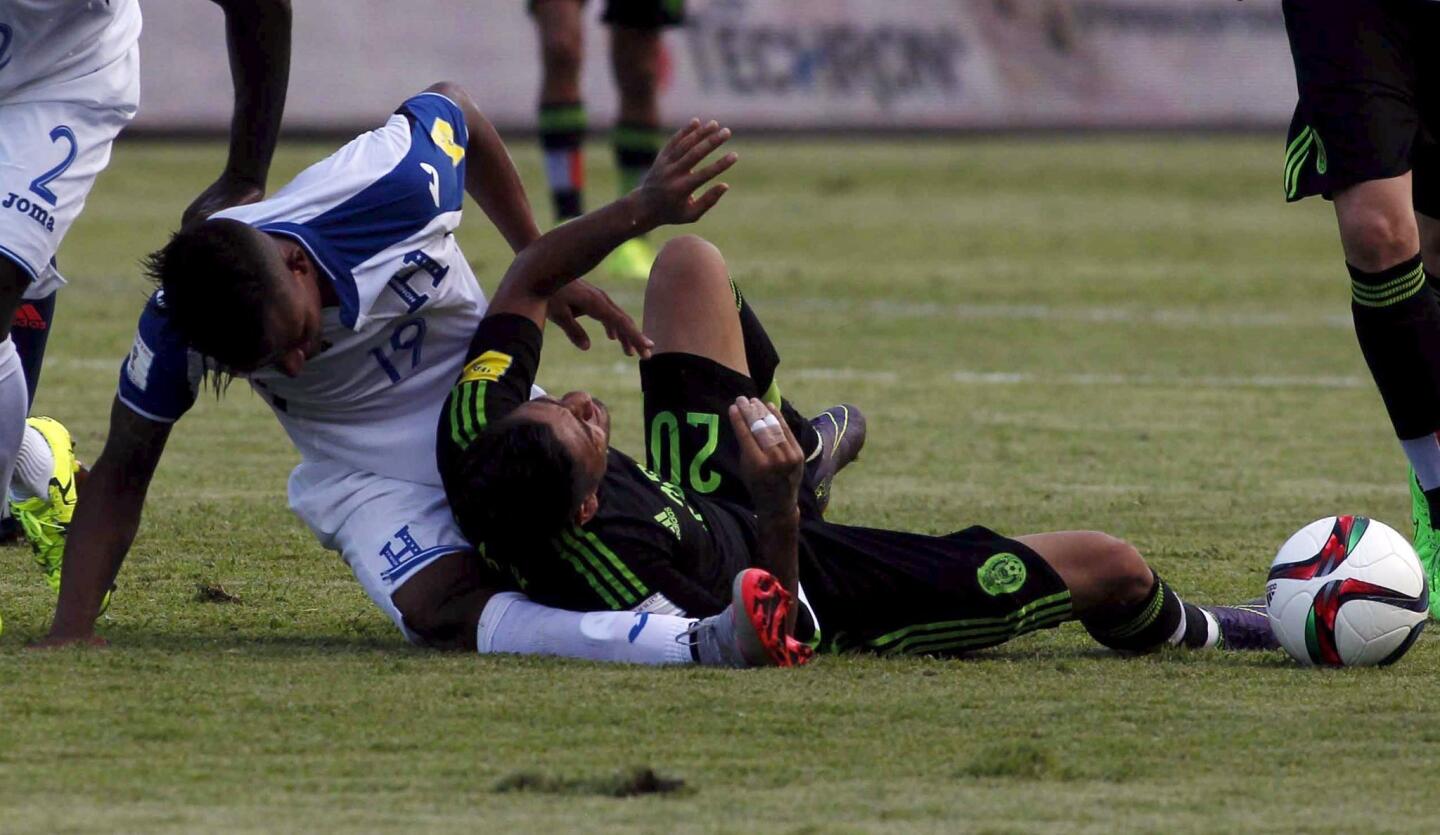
[141,218,281,372]
[450,416,589,548]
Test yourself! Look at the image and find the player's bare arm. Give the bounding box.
[487,118,736,344]
[425,80,645,356]
[38,399,173,646]
[181,0,293,227]
[728,396,803,628]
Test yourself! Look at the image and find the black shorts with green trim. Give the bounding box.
[1282,0,1440,208]
[798,521,1072,657]
[529,0,686,28]
[640,351,823,516]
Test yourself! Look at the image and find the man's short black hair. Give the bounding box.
[142,218,280,371]
[450,416,586,548]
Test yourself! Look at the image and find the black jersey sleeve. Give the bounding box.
[437,313,543,477]
[548,517,731,617]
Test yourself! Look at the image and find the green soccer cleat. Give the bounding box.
[603,237,657,281]
[10,416,109,613]
[1409,466,1440,618]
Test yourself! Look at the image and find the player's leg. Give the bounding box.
[1014,531,1276,652]
[295,461,795,665]
[1283,0,1440,612]
[641,236,855,512]
[797,521,1275,657]
[599,0,683,279]
[533,0,589,224]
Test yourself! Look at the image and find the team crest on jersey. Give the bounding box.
[460,350,513,383]
[431,118,465,167]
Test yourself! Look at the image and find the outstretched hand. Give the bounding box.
[633,119,738,228]
[548,280,654,358]
[728,396,804,517]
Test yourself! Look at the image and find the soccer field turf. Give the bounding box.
[3,135,1435,833]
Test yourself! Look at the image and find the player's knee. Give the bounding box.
[1339,206,1419,270]
[649,235,728,295]
[1088,533,1152,606]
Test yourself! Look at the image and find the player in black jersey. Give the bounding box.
[438,119,1277,657]
[1282,0,1440,613]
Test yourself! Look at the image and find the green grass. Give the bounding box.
[2,134,1431,833]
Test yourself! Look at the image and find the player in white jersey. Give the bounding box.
[38,82,802,667]
[1,0,292,590]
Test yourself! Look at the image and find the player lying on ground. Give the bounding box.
[36,84,799,667]
[438,133,1279,655]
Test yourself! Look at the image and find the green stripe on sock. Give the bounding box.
[1352,266,1426,307]
[539,105,587,133]
[1108,580,1167,640]
[613,124,666,152]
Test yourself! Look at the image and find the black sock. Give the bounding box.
[11,287,55,406]
[1350,255,1440,440]
[613,122,664,196]
[1082,573,1214,652]
[539,103,586,221]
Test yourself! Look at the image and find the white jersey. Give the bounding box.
[0,0,142,105]
[118,92,488,486]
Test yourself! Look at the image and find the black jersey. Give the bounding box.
[437,313,758,616]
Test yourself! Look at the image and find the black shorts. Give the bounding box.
[640,352,1072,657]
[530,0,686,28]
[798,521,1072,656]
[1282,0,1440,213]
[640,351,823,516]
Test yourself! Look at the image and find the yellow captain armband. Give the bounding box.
[431,118,465,166]
[460,350,513,383]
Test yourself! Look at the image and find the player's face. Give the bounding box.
[258,267,325,378]
[516,391,610,485]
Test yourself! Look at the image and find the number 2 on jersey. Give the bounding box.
[649,410,722,493]
[29,126,78,206]
[369,317,427,384]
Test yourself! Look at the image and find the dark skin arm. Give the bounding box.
[37,400,173,646]
[487,118,736,339]
[181,0,293,228]
[424,80,647,355]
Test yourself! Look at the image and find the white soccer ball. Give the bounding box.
[1266,516,1427,667]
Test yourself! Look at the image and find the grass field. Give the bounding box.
[2,133,1434,833]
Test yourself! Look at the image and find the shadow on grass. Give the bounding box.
[494,767,691,798]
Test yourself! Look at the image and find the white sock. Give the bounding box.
[1402,434,1440,492]
[0,340,29,506]
[10,424,52,501]
[477,592,696,665]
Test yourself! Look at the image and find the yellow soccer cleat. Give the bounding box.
[11,416,79,594]
[603,237,657,281]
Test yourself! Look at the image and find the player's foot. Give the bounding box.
[686,568,813,668]
[9,417,110,613]
[1204,603,1279,651]
[806,404,866,515]
[1408,467,1440,618]
[603,237,657,281]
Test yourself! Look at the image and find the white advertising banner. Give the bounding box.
[134,0,1296,132]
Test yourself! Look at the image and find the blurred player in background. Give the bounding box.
[38,82,799,669]
[530,0,683,280]
[0,0,291,597]
[1281,0,1440,615]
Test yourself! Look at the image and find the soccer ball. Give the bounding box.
[1266,516,1427,667]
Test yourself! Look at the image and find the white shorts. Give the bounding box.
[288,457,471,644]
[0,46,139,298]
